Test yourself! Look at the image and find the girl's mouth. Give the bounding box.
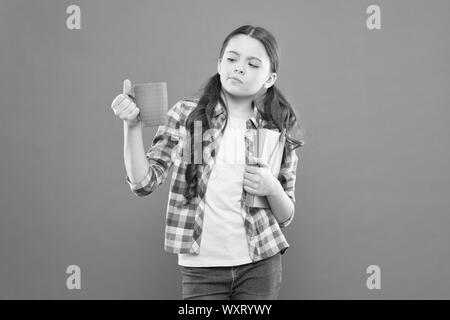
[229,77,243,84]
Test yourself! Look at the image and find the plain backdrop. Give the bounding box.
[1,0,450,299]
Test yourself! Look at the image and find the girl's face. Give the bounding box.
[217,34,277,98]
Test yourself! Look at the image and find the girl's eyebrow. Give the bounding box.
[226,50,262,62]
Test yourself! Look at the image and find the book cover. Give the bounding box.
[244,128,286,208]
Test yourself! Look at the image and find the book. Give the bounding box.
[244,127,286,208]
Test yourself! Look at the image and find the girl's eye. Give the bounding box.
[227,58,259,68]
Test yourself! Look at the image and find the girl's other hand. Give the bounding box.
[110,79,141,128]
[244,157,278,196]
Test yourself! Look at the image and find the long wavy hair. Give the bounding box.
[182,25,305,205]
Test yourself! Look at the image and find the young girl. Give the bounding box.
[111,25,304,300]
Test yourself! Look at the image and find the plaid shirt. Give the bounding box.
[125,98,299,262]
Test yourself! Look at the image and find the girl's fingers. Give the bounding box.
[243,178,257,189]
[121,103,133,116]
[244,184,255,194]
[117,96,132,111]
[244,171,257,180]
[112,94,127,109]
[126,106,139,118]
[129,107,140,119]
[125,106,139,120]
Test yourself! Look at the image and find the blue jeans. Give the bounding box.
[180,252,282,300]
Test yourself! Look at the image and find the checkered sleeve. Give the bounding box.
[277,147,299,228]
[126,100,183,197]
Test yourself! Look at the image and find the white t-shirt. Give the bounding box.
[178,115,253,267]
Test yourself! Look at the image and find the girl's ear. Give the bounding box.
[217,59,221,74]
[264,73,277,88]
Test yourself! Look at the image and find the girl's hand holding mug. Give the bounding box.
[110,79,142,128]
